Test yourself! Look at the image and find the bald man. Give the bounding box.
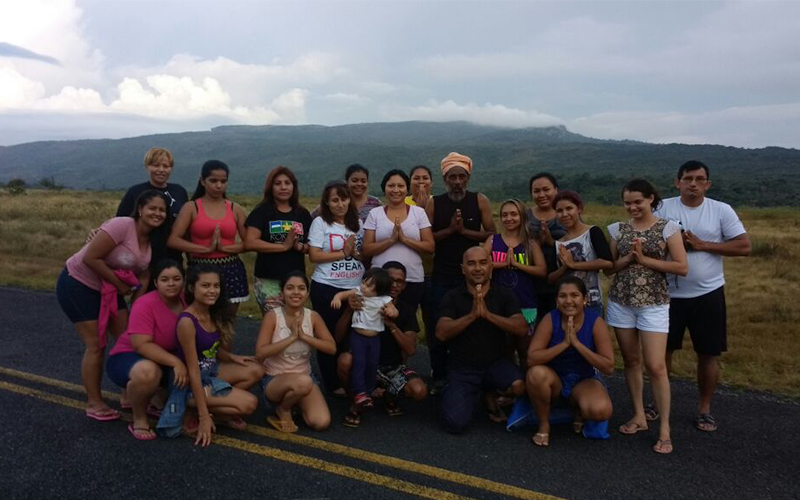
[425,152,496,394]
[435,247,528,434]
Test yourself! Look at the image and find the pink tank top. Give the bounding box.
[190,199,237,259]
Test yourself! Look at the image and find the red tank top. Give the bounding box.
[190,199,237,259]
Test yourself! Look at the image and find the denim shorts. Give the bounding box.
[106,352,169,389]
[56,268,127,323]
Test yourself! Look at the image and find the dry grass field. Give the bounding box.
[2,189,798,397]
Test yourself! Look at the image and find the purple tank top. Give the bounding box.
[176,311,221,371]
[490,235,538,309]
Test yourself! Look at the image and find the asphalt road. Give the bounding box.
[1,286,798,500]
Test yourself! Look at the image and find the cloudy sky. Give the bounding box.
[1,0,799,148]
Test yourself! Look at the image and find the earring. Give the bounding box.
[139,212,142,217]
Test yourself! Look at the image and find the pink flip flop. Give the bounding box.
[127,423,156,441]
[85,407,120,422]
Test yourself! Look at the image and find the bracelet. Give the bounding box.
[199,414,213,421]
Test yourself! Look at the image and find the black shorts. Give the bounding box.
[668,286,727,356]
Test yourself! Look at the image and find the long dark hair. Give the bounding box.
[319,181,360,233]
[185,263,235,345]
[191,160,229,201]
[131,190,171,270]
[258,165,301,209]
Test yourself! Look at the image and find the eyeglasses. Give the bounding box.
[680,177,708,183]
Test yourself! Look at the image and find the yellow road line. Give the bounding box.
[0,366,120,400]
[0,379,475,500]
[0,365,566,500]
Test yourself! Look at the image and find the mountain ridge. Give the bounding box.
[1,121,798,206]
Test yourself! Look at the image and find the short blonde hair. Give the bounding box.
[143,148,174,168]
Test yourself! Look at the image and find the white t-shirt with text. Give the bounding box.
[308,218,365,289]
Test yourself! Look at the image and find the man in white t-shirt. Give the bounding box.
[654,160,751,432]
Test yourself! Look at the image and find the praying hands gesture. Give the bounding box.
[413,184,430,208]
[449,209,465,235]
[558,245,576,269]
[471,284,488,319]
[538,220,554,246]
[343,234,357,258]
[283,227,297,251]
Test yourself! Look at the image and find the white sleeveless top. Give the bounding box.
[262,307,314,376]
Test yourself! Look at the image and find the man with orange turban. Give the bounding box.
[424,152,496,396]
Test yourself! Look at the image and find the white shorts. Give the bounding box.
[606,301,669,333]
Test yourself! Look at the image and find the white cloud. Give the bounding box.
[384,99,562,128]
[0,68,45,109]
[571,102,800,148]
[321,93,371,105]
[33,86,105,112]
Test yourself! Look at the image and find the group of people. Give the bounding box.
[55,147,750,454]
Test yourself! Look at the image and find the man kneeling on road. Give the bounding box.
[436,246,528,434]
[336,261,428,427]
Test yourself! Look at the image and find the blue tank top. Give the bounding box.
[176,311,221,371]
[490,235,538,310]
[546,308,599,380]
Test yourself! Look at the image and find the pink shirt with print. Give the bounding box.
[66,217,151,291]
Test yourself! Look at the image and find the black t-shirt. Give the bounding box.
[117,181,188,220]
[439,285,521,369]
[378,300,420,366]
[245,204,312,280]
[117,181,189,265]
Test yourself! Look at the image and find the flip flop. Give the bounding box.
[183,416,199,436]
[85,407,120,422]
[267,415,298,433]
[127,424,156,441]
[695,413,718,432]
[653,439,673,454]
[120,402,132,411]
[342,411,361,428]
[218,416,248,431]
[385,400,403,417]
[532,433,550,447]
[644,403,659,422]
[618,421,649,435]
[146,404,163,418]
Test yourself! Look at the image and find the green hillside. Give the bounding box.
[1,121,798,206]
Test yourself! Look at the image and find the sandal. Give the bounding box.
[267,415,298,433]
[573,421,585,435]
[618,420,649,435]
[532,432,550,447]
[354,392,373,409]
[85,407,121,422]
[695,413,718,432]
[653,439,673,454]
[342,411,361,428]
[218,416,248,431]
[385,400,403,417]
[644,403,659,422]
[183,418,199,436]
[146,404,163,418]
[127,424,156,441]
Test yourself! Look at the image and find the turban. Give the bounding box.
[440,152,473,177]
